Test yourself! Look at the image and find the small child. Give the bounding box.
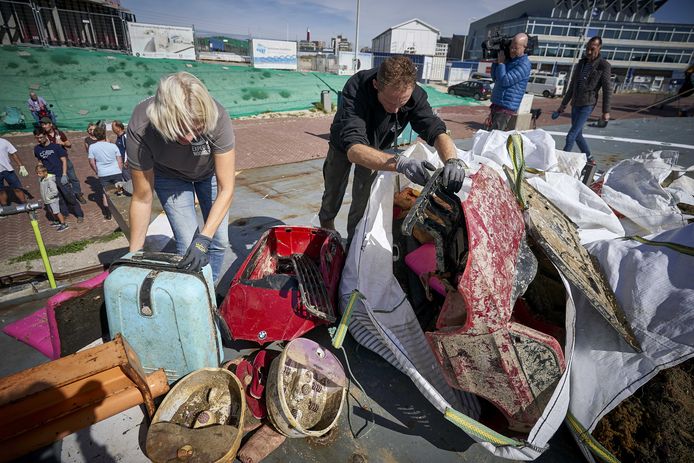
[36,163,69,232]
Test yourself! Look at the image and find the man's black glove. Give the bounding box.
[395,155,436,186]
[178,234,212,272]
[441,158,466,193]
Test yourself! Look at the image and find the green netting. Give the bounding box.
[1,45,481,133]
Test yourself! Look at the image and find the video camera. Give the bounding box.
[482,33,538,60]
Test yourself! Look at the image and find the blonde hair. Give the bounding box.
[146,72,219,142]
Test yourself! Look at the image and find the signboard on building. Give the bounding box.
[127,22,195,60]
[251,39,297,70]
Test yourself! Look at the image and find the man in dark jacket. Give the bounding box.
[318,56,464,243]
[488,33,532,131]
[556,36,611,168]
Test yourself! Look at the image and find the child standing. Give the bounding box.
[36,163,69,232]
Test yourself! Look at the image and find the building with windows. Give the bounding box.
[466,0,693,87]
[439,34,468,60]
[331,34,352,52]
[0,0,135,51]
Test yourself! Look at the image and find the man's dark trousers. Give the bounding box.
[319,144,379,244]
[489,109,514,131]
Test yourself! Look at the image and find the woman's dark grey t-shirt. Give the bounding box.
[126,97,235,182]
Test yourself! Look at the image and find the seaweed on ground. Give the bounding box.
[593,360,694,463]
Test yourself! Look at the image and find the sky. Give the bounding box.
[120,0,694,44]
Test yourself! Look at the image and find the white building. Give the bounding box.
[371,18,439,56]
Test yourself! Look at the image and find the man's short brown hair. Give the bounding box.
[93,125,107,141]
[376,56,417,90]
[112,120,125,131]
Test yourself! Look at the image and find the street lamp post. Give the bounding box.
[354,0,361,73]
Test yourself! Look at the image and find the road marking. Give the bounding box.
[545,131,694,150]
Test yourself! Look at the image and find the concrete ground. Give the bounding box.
[1,96,693,462]
[1,157,586,463]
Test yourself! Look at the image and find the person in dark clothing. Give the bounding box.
[33,128,84,221]
[83,122,98,156]
[318,55,465,243]
[112,120,131,182]
[41,117,86,204]
[556,36,612,173]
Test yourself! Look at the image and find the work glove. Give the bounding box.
[395,155,436,187]
[18,166,28,177]
[178,233,212,272]
[60,175,69,185]
[441,158,466,193]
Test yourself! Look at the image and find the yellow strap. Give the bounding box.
[624,235,694,256]
[332,290,363,349]
[565,412,621,463]
[444,408,522,447]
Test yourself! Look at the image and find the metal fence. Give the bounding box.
[0,0,133,51]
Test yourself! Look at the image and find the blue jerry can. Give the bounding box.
[105,252,223,383]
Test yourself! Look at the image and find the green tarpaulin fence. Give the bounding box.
[1,45,481,133]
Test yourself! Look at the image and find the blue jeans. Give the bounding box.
[65,158,82,195]
[563,105,594,160]
[0,170,22,189]
[154,174,229,282]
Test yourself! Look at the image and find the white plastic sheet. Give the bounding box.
[568,225,694,457]
[527,174,624,244]
[470,129,560,172]
[340,143,577,460]
[601,159,687,235]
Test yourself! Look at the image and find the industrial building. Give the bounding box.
[0,0,134,51]
[371,18,440,56]
[466,0,693,89]
[370,18,451,82]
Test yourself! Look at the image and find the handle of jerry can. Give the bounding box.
[134,251,183,265]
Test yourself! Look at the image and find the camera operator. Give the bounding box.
[487,33,531,131]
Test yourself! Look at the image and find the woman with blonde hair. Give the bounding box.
[126,72,236,281]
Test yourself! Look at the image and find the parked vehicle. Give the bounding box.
[447,80,492,100]
[470,72,494,83]
[526,75,565,98]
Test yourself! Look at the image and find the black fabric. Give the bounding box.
[328,69,447,154]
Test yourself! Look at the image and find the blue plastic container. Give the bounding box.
[105,252,223,383]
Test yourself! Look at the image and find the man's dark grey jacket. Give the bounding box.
[561,55,612,113]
